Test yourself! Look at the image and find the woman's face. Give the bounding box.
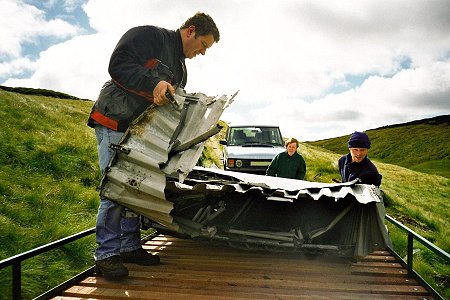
[286,142,298,156]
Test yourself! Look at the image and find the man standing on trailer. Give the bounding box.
[87,12,220,280]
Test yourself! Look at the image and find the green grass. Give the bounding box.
[307,115,450,178]
[300,143,341,182]
[0,88,449,298]
[0,90,100,298]
[378,163,449,298]
[198,120,227,168]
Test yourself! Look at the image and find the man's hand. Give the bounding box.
[153,81,175,105]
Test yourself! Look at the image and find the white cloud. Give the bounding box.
[246,62,450,141]
[0,57,36,78]
[4,33,117,99]
[0,0,81,59]
[2,0,450,141]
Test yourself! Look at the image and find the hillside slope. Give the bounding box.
[307,115,450,178]
[0,88,100,298]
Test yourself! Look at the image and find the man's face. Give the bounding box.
[286,142,298,156]
[349,148,368,163]
[183,27,215,59]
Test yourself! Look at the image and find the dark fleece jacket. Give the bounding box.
[266,151,306,180]
[338,153,382,186]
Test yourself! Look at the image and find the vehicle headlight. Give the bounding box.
[235,160,243,168]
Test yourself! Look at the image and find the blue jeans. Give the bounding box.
[94,125,141,261]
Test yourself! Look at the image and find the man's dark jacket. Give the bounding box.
[338,153,382,186]
[266,151,306,180]
[87,25,187,132]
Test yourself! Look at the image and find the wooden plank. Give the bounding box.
[360,254,398,262]
[371,250,392,255]
[351,265,408,277]
[77,275,429,296]
[352,261,403,268]
[63,285,432,300]
[51,297,86,300]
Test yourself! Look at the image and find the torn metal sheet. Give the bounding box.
[98,88,391,258]
[163,167,391,258]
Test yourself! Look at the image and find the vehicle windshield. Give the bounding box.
[228,126,283,146]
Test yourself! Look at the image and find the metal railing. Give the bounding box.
[386,214,449,300]
[0,228,159,300]
[0,227,96,300]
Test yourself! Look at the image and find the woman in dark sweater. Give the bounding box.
[266,137,306,180]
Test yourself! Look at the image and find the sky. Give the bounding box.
[1,0,449,141]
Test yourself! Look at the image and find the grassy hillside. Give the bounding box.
[307,115,450,178]
[0,87,448,298]
[0,88,100,298]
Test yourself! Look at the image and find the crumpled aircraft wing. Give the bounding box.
[98,89,391,258]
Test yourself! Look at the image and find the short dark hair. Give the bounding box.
[285,137,299,148]
[180,12,220,42]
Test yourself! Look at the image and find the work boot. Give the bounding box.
[95,256,129,280]
[120,247,160,266]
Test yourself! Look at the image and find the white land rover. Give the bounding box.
[219,125,285,174]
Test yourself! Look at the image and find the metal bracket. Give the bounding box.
[109,143,130,154]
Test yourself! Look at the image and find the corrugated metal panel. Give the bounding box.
[189,167,382,204]
[100,90,234,229]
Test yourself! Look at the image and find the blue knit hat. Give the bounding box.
[348,131,371,149]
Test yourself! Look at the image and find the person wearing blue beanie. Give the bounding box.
[347,131,371,149]
[338,131,382,186]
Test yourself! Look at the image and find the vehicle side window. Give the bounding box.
[231,129,247,145]
[261,128,283,145]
